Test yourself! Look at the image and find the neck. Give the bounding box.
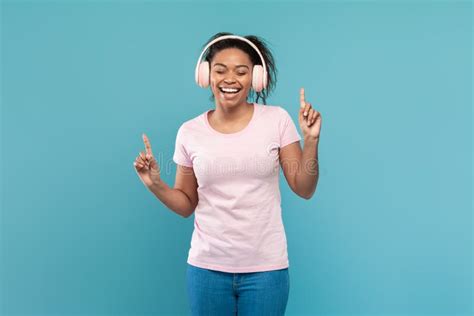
[212,101,254,122]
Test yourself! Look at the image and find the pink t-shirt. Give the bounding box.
[173,102,301,273]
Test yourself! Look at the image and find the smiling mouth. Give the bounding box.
[219,87,242,94]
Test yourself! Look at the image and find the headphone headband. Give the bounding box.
[194,35,268,84]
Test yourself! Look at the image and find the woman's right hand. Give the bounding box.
[134,133,161,188]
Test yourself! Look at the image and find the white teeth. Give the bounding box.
[220,87,240,93]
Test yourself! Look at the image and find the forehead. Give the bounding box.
[211,48,252,66]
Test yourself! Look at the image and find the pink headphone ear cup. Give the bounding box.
[197,61,210,88]
[252,65,264,92]
[263,69,268,88]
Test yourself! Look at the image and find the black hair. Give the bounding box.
[201,32,277,105]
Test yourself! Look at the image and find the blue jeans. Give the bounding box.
[186,263,290,316]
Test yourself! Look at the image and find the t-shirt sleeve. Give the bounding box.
[279,106,302,148]
[173,125,193,167]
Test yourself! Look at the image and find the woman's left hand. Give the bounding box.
[298,87,322,140]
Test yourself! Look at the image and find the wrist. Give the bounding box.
[148,179,165,191]
[304,135,320,143]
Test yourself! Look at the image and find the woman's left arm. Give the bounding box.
[279,87,322,199]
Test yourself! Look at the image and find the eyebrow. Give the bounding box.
[213,63,249,69]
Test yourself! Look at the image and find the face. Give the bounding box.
[210,48,253,109]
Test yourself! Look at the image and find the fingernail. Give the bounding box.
[304,112,307,116]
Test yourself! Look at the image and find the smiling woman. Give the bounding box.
[134,31,321,316]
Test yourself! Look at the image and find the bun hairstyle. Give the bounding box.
[202,32,278,105]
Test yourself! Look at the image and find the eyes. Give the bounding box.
[215,69,247,76]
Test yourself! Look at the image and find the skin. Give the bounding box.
[207,47,255,133]
[133,48,322,217]
[281,88,321,199]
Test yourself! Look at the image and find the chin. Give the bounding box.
[222,99,245,106]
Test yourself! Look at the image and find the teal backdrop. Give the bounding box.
[1,1,472,315]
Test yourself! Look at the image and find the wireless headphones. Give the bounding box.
[194,35,268,93]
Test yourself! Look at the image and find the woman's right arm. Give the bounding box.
[146,165,198,218]
[134,133,198,218]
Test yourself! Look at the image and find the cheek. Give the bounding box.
[210,72,218,81]
[210,77,219,90]
[243,75,252,88]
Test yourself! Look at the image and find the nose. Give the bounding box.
[223,77,236,84]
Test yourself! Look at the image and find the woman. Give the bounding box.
[133,32,321,315]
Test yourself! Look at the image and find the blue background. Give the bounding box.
[1,0,472,315]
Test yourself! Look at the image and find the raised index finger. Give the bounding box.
[300,87,305,108]
[142,133,153,156]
